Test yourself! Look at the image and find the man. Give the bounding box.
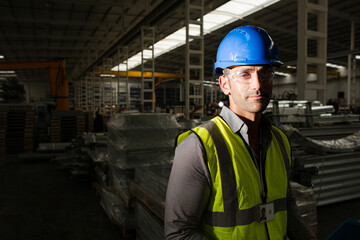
[164,26,317,240]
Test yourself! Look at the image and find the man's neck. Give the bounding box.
[237,113,262,156]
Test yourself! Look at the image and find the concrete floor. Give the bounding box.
[0,154,132,240]
[0,154,359,240]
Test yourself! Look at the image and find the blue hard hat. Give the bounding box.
[214,26,283,75]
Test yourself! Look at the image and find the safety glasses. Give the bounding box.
[224,67,275,84]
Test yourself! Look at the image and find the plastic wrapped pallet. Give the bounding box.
[99,187,135,229]
[135,201,164,240]
[134,165,171,203]
[291,181,318,234]
[107,113,180,169]
[130,165,171,220]
[108,163,135,207]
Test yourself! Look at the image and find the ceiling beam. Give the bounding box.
[78,0,184,80]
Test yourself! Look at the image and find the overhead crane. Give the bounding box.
[0,60,69,110]
[94,69,185,80]
[0,60,189,112]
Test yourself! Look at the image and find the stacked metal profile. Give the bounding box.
[0,104,35,155]
[287,124,360,206]
[50,110,87,142]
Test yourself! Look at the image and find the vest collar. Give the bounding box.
[219,106,247,134]
[219,106,273,149]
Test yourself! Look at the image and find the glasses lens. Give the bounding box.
[258,68,274,79]
[228,67,274,83]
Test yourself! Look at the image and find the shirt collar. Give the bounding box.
[219,106,272,135]
[219,106,247,134]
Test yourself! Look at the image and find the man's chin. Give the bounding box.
[248,102,269,113]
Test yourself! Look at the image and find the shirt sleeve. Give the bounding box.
[164,134,211,240]
[286,183,317,240]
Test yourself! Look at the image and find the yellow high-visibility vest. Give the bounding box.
[176,116,291,239]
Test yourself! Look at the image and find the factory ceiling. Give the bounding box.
[0,0,359,84]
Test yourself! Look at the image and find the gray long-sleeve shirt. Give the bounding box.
[164,106,316,240]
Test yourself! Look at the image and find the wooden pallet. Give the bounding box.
[0,107,35,154]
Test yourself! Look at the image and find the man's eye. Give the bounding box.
[239,72,251,79]
[259,70,274,78]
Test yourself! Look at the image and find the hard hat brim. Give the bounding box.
[214,59,283,75]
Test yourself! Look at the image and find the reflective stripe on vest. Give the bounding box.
[271,126,290,183]
[197,120,289,227]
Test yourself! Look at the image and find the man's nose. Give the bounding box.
[249,73,261,90]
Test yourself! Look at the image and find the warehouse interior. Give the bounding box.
[0,0,360,239]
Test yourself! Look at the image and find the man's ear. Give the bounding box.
[219,75,231,95]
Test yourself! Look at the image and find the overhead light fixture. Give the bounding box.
[0,74,17,77]
[100,74,115,78]
[112,0,281,71]
[0,55,4,59]
[326,63,344,69]
[286,65,296,69]
[275,71,290,76]
[355,55,360,60]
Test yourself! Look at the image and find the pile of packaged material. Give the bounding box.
[291,181,318,234]
[108,164,134,207]
[134,201,164,240]
[92,113,180,234]
[130,165,171,239]
[99,187,135,228]
[130,165,171,220]
[106,113,180,169]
